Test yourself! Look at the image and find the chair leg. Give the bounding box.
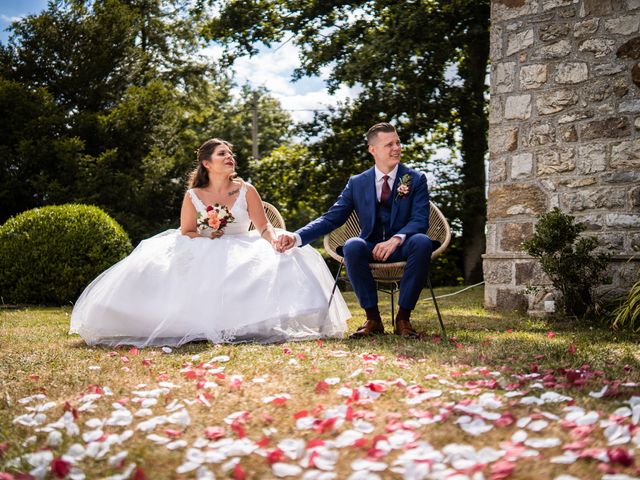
[327,259,344,309]
[427,276,447,339]
[390,283,396,329]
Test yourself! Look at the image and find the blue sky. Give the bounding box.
[0,0,356,123]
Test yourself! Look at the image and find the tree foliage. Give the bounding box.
[0,0,291,243]
[202,0,490,283]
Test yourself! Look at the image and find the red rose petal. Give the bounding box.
[50,457,72,478]
[204,426,225,440]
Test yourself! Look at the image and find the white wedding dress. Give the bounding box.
[70,185,350,347]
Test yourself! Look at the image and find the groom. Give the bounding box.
[277,122,432,338]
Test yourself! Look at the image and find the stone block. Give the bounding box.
[578,214,605,230]
[496,288,528,312]
[536,148,576,175]
[535,39,572,58]
[542,0,578,11]
[616,36,640,59]
[604,15,640,35]
[515,260,549,284]
[574,18,599,37]
[486,223,498,254]
[564,177,597,187]
[491,24,504,61]
[605,213,640,228]
[504,94,532,119]
[633,63,640,88]
[593,63,625,76]
[631,233,640,251]
[577,143,607,173]
[581,0,614,16]
[494,62,516,93]
[561,188,626,211]
[614,77,629,97]
[582,79,612,102]
[488,184,546,219]
[555,62,589,84]
[525,122,556,146]
[536,89,579,114]
[620,100,640,113]
[559,125,578,142]
[636,117,640,129]
[484,259,513,283]
[629,0,640,10]
[581,117,631,139]
[610,139,640,168]
[489,156,507,183]
[557,5,577,17]
[507,29,535,56]
[500,222,534,251]
[558,110,594,123]
[511,153,534,178]
[493,0,540,22]
[539,23,570,41]
[519,64,548,89]
[597,233,625,251]
[489,126,519,154]
[602,170,640,183]
[489,98,503,124]
[579,38,617,58]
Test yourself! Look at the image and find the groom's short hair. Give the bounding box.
[366,122,397,145]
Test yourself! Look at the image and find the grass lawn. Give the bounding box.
[1,286,640,479]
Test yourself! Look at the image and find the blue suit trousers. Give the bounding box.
[342,234,432,310]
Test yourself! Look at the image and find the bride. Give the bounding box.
[70,138,350,347]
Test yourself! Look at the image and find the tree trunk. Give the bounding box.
[457,11,490,284]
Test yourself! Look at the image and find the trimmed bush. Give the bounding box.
[0,204,132,305]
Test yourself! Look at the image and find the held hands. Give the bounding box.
[372,236,402,262]
[274,233,296,253]
[210,230,225,239]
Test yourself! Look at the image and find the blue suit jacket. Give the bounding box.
[296,163,430,246]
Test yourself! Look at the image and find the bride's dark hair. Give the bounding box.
[188,138,237,189]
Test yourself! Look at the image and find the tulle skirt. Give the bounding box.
[69,229,350,347]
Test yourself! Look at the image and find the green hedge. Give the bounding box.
[0,204,132,305]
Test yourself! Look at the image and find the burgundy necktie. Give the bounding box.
[380,175,391,204]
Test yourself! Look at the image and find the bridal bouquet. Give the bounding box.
[197,204,235,233]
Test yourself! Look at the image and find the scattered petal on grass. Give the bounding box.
[272,463,303,477]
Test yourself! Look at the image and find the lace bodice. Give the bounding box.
[187,184,251,236]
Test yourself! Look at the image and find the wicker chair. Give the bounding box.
[324,201,451,336]
[248,202,286,230]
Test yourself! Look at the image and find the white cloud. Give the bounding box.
[1,14,22,23]
[200,42,357,123]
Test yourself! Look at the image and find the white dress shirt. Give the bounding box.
[293,165,405,247]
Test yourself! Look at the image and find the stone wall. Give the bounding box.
[485,0,640,313]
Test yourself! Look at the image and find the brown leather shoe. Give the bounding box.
[394,319,419,339]
[349,319,385,338]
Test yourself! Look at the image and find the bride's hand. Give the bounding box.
[210,230,224,239]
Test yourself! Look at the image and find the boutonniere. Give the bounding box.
[396,174,411,200]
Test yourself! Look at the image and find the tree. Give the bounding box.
[202,0,490,284]
[0,0,292,242]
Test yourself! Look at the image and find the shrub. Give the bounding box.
[612,280,640,332]
[522,207,610,318]
[0,204,132,305]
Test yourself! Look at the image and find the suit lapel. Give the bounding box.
[390,163,406,227]
[363,167,377,234]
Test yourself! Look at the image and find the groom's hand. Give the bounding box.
[276,233,296,252]
[372,237,402,262]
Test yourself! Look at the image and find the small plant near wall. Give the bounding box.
[522,208,610,318]
[612,280,640,332]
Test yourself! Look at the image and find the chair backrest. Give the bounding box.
[248,202,286,231]
[323,201,451,261]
